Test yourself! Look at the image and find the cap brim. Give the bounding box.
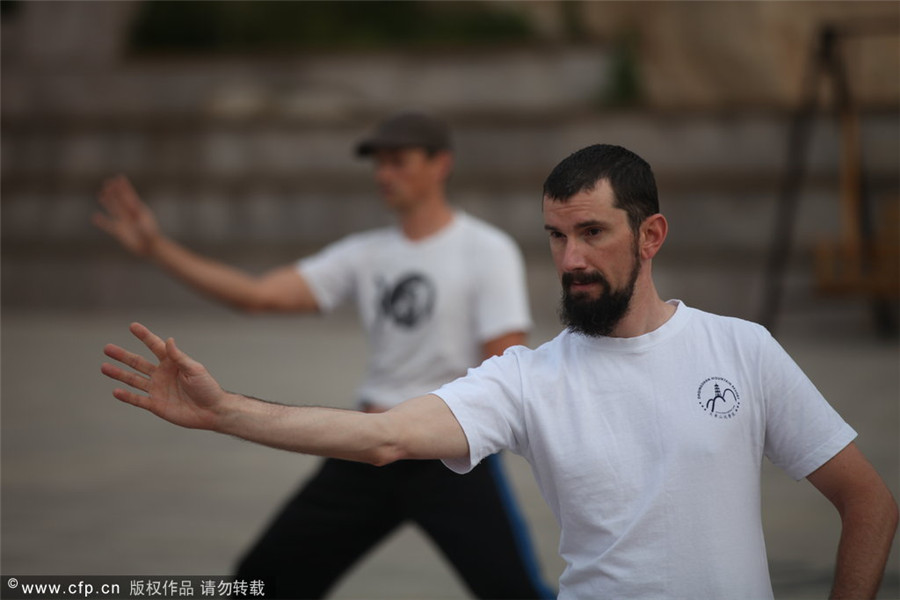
[355,139,447,157]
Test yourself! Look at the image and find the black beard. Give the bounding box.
[559,263,640,337]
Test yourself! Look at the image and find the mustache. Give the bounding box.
[562,271,609,289]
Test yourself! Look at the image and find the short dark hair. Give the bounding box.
[542,144,659,232]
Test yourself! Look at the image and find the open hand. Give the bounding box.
[93,175,161,257]
[102,323,228,431]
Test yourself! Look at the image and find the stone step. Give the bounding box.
[3,112,897,251]
[0,46,612,120]
[4,111,897,180]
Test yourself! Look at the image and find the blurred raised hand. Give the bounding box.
[93,175,162,257]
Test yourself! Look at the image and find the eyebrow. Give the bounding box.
[543,219,607,232]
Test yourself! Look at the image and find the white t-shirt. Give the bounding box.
[298,211,532,408]
[436,301,856,600]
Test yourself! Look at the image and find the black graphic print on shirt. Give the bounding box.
[376,273,436,328]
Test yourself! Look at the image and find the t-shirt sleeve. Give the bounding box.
[295,236,362,313]
[471,231,532,343]
[434,350,527,474]
[760,331,857,480]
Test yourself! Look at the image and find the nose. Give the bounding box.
[559,238,589,272]
[374,163,391,184]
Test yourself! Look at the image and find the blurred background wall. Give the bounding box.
[2,0,897,327]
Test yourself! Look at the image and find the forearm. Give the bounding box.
[216,393,401,465]
[105,323,467,465]
[148,236,275,312]
[829,488,899,599]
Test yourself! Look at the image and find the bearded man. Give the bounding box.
[102,144,898,600]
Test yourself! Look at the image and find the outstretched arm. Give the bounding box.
[102,323,470,465]
[807,442,899,599]
[94,176,318,313]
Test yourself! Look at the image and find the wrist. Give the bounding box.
[142,232,167,260]
[212,391,250,435]
[213,392,290,442]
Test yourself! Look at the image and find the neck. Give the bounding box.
[609,270,675,338]
[398,195,455,240]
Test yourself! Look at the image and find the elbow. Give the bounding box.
[207,292,269,315]
[887,493,900,535]
[241,292,317,315]
[237,291,279,314]
[359,416,412,467]
[873,483,899,534]
[366,447,402,467]
[843,480,900,540]
[229,293,294,315]
[364,441,410,467]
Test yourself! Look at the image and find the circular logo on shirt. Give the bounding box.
[697,377,740,419]
[378,273,436,328]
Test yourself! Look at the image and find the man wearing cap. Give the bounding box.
[94,112,554,599]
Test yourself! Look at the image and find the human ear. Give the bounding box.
[435,151,454,180]
[639,214,668,259]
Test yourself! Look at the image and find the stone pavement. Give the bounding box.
[2,258,898,599]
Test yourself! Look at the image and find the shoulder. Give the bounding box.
[299,226,400,274]
[453,212,525,259]
[684,304,770,336]
[456,212,518,244]
[344,225,399,246]
[678,303,776,355]
[498,329,572,369]
[321,226,400,254]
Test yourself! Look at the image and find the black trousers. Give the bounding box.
[235,455,555,599]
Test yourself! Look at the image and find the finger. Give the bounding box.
[91,212,116,235]
[101,362,151,393]
[129,322,168,361]
[103,343,156,376]
[98,178,128,218]
[111,386,152,411]
[118,175,138,199]
[102,176,142,221]
[116,177,144,217]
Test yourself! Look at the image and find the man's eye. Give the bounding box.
[585,228,602,237]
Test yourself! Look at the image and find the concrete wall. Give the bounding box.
[2,1,898,316]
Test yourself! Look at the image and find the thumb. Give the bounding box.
[165,337,204,375]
